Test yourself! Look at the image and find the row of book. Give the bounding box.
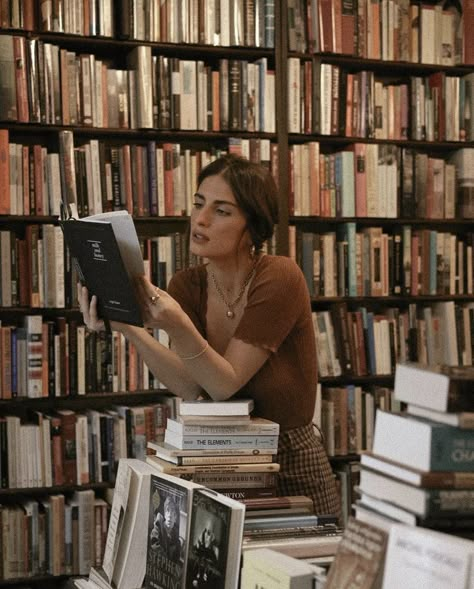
[0,488,108,580]
[289,144,473,219]
[0,226,191,309]
[1,400,177,489]
[118,0,276,46]
[0,315,176,398]
[0,0,114,36]
[313,301,474,378]
[315,384,400,457]
[0,130,277,217]
[0,36,276,132]
[289,0,472,66]
[0,0,277,47]
[288,59,473,141]
[294,225,474,299]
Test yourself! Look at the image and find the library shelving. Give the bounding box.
[0,0,473,582]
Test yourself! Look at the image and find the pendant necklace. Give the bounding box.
[210,260,257,319]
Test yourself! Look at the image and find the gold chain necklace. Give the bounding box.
[210,261,257,319]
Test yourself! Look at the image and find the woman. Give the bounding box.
[78,154,339,516]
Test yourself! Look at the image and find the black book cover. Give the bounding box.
[60,219,143,326]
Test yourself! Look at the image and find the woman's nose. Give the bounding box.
[195,207,210,225]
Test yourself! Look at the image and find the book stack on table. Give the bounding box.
[146,398,281,500]
[355,362,474,540]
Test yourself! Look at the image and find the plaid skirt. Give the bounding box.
[277,422,340,517]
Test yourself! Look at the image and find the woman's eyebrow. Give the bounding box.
[193,193,238,207]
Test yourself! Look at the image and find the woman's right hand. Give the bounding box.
[77,283,106,332]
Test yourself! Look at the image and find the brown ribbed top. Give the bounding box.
[168,255,317,431]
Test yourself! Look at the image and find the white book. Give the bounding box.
[382,524,474,589]
[166,416,279,436]
[102,459,157,589]
[177,398,254,416]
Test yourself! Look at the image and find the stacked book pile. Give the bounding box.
[146,398,281,500]
[355,362,474,539]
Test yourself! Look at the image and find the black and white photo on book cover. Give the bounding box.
[185,489,245,589]
[145,474,197,589]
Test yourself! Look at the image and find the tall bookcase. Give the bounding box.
[0,0,473,583]
[281,0,474,523]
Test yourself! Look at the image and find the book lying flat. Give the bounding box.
[177,398,254,416]
[394,362,474,412]
[60,210,144,326]
[361,452,474,488]
[148,441,277,461]
[164,429,279,450]
[372,410,474,472]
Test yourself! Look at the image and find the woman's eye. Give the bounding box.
[192,201,203,209]
[217,208,230,216]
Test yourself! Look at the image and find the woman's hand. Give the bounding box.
[135,275,184,330]
[77,283,106,332]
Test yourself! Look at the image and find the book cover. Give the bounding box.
[185,489,245,589]
[145,473,201,589]
[324,516,388,589]
[381,524,474,589]
[60,210,144,326]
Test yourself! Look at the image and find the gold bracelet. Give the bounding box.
[179,341,209,361]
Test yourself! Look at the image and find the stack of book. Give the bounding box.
[355,363,474,539]
[146,398,281,500]
[241,510,343,560]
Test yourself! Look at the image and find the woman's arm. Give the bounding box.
[78,282,270,400]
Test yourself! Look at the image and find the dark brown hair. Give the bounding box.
[197,154,279,252]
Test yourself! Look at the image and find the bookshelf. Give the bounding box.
[282,0,474,524]
[0,0,473,582]
[0,1,282,584]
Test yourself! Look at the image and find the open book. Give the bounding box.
[60,210,144,326]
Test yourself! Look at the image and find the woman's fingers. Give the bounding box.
[77,282,105,331]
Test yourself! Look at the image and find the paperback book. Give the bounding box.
[60,210,144,326]
[177,398,254,416]
[184,488,245,589]
[145,473,202,589]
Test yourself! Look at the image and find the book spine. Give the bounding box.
[164,432,279,450]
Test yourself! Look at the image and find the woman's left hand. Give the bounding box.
[135,275,184,329]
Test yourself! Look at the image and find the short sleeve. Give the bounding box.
[234,256,311,353]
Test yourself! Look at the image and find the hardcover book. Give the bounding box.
[393,363,474,412]
[185,488,245,589]
[372,410,474,472]
[60,210,144,326]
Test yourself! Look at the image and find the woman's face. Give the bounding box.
[190,174,251,260]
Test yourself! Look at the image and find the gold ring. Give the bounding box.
[150,293,160,305]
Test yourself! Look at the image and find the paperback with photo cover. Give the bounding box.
[145,473,201,589]
[60,210,144,326]
[185,489,245,589]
